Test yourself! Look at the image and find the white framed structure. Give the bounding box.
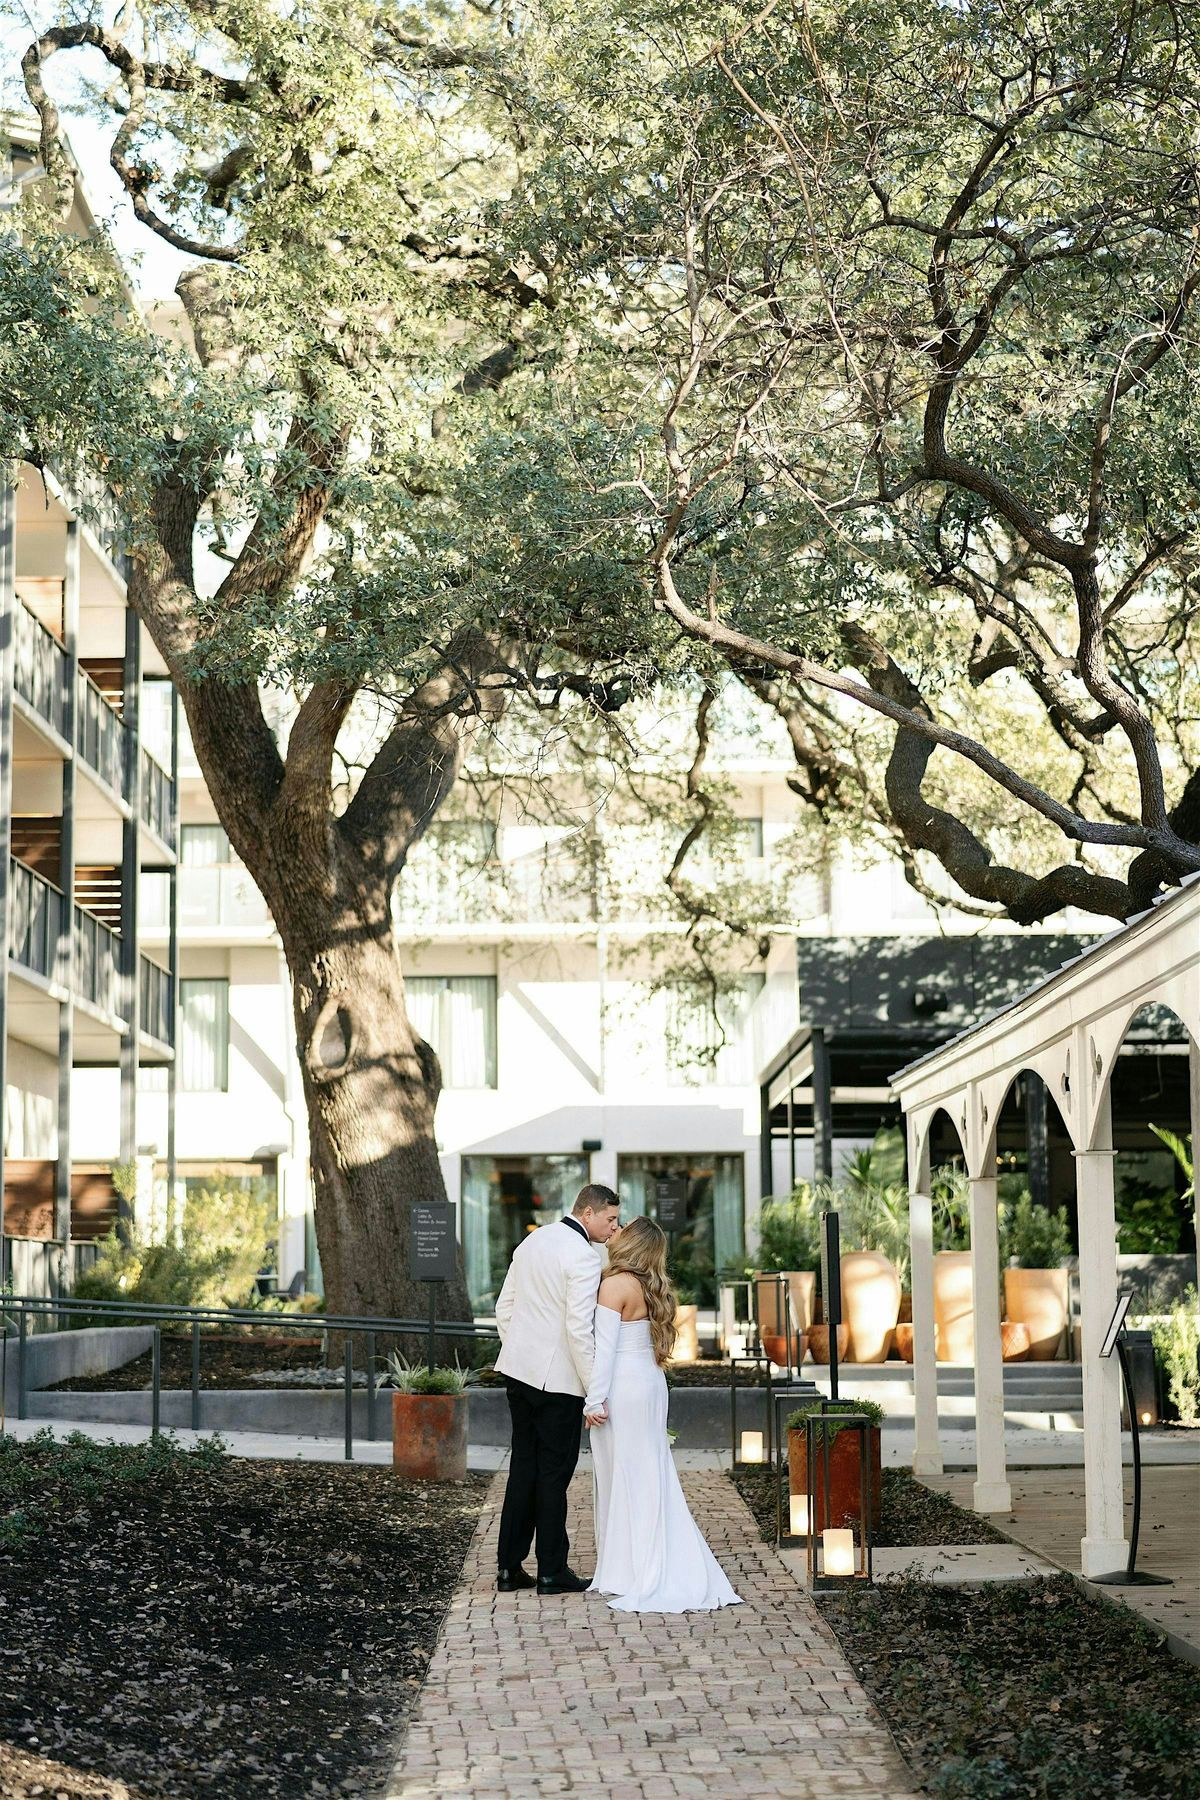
[892,876,1200,1577]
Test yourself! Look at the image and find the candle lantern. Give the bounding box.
[730,1351,774,1466]
[772,1384,820,1547]
[804,1403,874,1589]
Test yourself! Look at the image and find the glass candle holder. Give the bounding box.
[740,1430,765,1463]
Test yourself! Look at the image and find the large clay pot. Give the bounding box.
[787,1271,817,1333]
[840,1251,901,1364]
[761,1331,807,1368]
[392,1392,468,1482]
[755,1272,814,1338]
[897,1293,913,1325]
[673,1304,699,1363]
[788,1424,883,1530]
[1000,1319,1031,1363]
[1004,1268,1069,1361]
[893,1323,915,1364]
[934,1250,975,1363]
[806,1323,850,1365]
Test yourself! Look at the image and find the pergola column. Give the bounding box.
[1075,1089,1128,1578]
[909,1186,942,1476]
[968,1154,1010,1513]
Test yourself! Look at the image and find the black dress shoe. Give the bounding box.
[496,1566,536,1592]
[537,1566,590,1595]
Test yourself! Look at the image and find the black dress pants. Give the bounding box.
[496,1377,584,1577]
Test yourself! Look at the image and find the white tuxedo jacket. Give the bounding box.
[494,1217,602,1397]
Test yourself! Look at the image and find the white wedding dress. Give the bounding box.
[585,1305,742,1613]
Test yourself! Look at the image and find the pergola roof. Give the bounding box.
[890,875,1200,1174]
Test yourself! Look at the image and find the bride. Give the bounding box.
[584,1216,742,1613]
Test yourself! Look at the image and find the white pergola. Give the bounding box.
[891,875,1200,1578]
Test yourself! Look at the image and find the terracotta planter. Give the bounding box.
[761,1331,807,1368]
[1000,1319,1031,1363]
[893,1322,915,1364]
[933,1250,975,1363]
[840,1251,901,1363]
[673,1304,699,1363]
[391,1392,468,1482]
[806,1323,849,1365]
[788,1424,883,1530]
[1004,1268,1069,1361]
[897,1293,913,1325]
[754,1271,818,1339]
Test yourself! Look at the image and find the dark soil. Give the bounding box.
[821,1574,1200,1798]
[46,1334,327,1392]
[665,1358,733,1388]
[730,1464,1007,1547]
[0,1430,487,1799]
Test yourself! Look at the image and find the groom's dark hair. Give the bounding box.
[573,1183,619,1215]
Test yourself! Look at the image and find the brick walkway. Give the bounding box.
[383,1470,916,1799]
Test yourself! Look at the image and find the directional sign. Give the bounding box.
[410,1202,457,1280]
[653,1176,689,1234]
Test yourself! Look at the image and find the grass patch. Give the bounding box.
[821,1573,1200,1797]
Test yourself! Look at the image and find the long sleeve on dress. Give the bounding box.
[585,1304,622,1414]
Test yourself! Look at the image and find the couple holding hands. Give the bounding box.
[493,1183,741,1613]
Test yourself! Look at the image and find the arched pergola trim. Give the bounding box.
[892,875,1200,1578]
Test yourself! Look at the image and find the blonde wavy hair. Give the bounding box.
[606,1216,677,1366]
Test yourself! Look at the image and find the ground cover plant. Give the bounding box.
[821,1574,1200,1799]
[0,1432,487,1799]
[730,1465,1006,1548]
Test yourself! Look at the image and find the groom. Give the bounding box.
[493,1183,621,1595]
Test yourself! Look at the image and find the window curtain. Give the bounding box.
[181,978,229,1090]
[406,977,497,1088]
[460,1158,494,1312]
[666,977,764,1086]
[181,824,231,867]
[712,1155,745,1279]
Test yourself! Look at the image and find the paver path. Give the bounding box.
[383,1470,916,1799]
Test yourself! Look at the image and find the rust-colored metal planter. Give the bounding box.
[392,1392,468,1482]
[788,1424,883,1530]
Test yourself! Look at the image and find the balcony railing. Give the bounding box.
[73,904,120,1019]
[8,858,64,984]
[139,747,175,849]
[176,862,272,929]
[76,668,127,796]
[139,955,173,1046]
[12,602,69,740]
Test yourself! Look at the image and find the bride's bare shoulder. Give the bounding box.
[597,1272,642,1316]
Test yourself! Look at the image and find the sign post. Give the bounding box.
[654,1175,689,1236]
[410,1202,457,1374]
[1093,1293,1171,1588]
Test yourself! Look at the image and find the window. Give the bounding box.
[180,978,229,1090]
[617,1154,746,1305]
[461,1153,590,1312]
[665,975,764,1086]
[406,976,497,1088]
[181,823,232,866]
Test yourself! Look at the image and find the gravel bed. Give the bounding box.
[0,1430,487,1799]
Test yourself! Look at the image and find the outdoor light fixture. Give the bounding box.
[740,1430,765,1463]
[790,1495,810,1536]
[803,1402,875,1591]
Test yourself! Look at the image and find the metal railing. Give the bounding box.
[1,1295,491,1461]
[139,954,173,1045]
[76,667,127,796]
[139,746,175,849]
[8,857,65,983]
[12,600,69,739]
[73,904,120,1017]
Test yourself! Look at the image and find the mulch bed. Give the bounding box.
[0,1431,488,1799]
[46,1335,327,1393]
[821,1574,1200,1798]
[730,1465,1007,1547]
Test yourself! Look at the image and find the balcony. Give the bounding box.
[8,857,64,984]
[73,904,120,1018]
[76,667,127,797]
[139,747,175,850]
[12,601,69,741]
[139,955,173,1046]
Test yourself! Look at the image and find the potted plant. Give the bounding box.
[384,1354,470,1481]
[673,1285,700,1363]
[840,1143,908,1362]
[752,1185,824,1348]
[1001,1192,1072,1361]
[785,1397,884,1529]
[929,1167,974,1363]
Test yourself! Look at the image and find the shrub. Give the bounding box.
[784,1397,885,1434]
[999,1189,1071,1267]
[71,1182,275,1315]
[383,1354,470,1395]
[1149,1289,1199,1426]
[754,1184,827,1272]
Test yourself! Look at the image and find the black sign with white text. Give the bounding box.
[410,1202,457,1280]
[653,1177,689,1234]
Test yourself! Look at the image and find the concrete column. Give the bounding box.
[968,1162,1011,1512]
[1075,1089,1128,1578]
[909,1187,942,1475]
